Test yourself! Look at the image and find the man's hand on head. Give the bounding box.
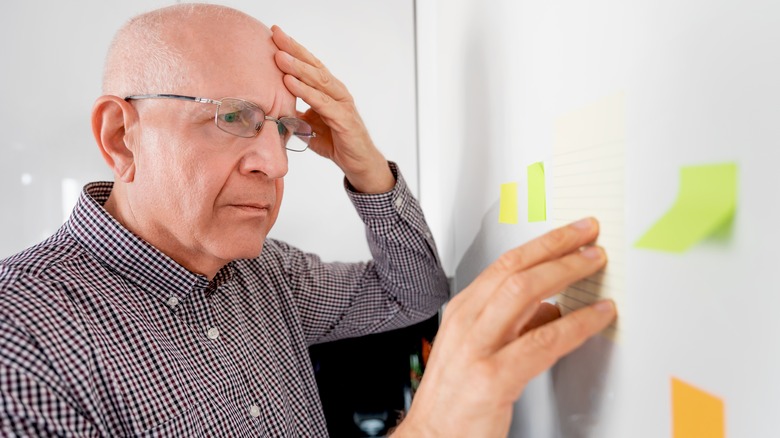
[271,25,395,194]
[392,218,617,438]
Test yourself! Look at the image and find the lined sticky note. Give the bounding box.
[551,92,625,341]
[635,162,737,253]
[672,377,725,438]
[499,182,519,224]
[527,162,546,222]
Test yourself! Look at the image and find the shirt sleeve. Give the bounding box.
[275,162,450,345]
[0,315,99,437]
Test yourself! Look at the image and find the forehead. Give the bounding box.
[166,16,295,114]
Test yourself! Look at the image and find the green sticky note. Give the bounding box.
[635,162,737,253]
[528,162,546,222]
[499,182,519,224]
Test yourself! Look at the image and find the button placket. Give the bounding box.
[166,295,179,307]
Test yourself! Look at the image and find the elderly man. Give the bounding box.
[0,3,615,437]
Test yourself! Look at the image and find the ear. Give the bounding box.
[91,95,139,183]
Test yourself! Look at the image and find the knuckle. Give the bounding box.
[494,250,524,273]
[539,226,573,254]
[503,271,532,299]
[318,68,330,86]
[529,324,560,351]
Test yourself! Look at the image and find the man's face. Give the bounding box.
[126,20,294,268]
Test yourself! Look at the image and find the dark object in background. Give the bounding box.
[309,314,439,437]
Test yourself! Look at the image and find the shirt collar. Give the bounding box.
[66,182,234,306]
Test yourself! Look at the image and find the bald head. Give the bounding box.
[102,3,269,97]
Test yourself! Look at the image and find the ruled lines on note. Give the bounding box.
[551,93,625,341]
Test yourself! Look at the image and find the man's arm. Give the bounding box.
[268,27,448,343]
[271,25,395,195]
[0,316,98,437]
[268,161,448,344]
[392,218,617,437]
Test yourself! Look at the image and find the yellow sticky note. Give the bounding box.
[527,162,546,222]
[499,182,518,224]
[672,377,725,438]
[635,162,737,252]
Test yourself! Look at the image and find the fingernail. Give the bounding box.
[572,217,593,230]
[580,245,603,259]
[594,299,615,313]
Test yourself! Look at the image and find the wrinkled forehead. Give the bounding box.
[164,15,295,115]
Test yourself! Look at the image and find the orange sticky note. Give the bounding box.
[672,377,724,438]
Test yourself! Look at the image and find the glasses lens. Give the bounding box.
[280,117,314,152]
[216,98,264,138]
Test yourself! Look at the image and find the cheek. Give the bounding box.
[135,132,221,223]
[179,158,235,226]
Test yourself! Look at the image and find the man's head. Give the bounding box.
[92,4,294,278]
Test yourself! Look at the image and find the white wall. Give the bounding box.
[0,0,418,263]
[418,0,780,436]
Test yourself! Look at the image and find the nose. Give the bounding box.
[238,120,289,179]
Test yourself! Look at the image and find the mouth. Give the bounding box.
[229,203,271,215]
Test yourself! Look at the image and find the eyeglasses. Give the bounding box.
[124,94,315,152]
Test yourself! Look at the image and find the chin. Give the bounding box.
[214,235,267,262]
[234,241,266,260]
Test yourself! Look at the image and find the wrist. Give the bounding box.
[344,159,395,194]
[390,412,437,438]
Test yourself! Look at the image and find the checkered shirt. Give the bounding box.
[0,162,449,437]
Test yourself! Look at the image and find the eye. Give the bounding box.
[277,121,289,137]
[220,111,242,124]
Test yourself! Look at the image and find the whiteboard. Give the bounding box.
[417,0,780,436]
[0,0,418,263]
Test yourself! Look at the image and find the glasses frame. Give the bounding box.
[124,93,315,152]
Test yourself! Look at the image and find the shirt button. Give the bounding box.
[207,327,220,340]
[249,404,261,418]
[394,197,403,209]
[166,296,179,307]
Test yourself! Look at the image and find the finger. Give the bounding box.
[282,74,358,133]
[271,25,325,69]
[275,50,350,102]
[518,302,561,336]
[494,299,617,401]
[445,218,599,327]
[271,25,351,101]
[281,75,335,118]
[468,245,607,353]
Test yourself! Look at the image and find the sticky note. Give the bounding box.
[635,162,737,252]
[499,182,518,224]
[672,377,724,438]
[527,162,546,222]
